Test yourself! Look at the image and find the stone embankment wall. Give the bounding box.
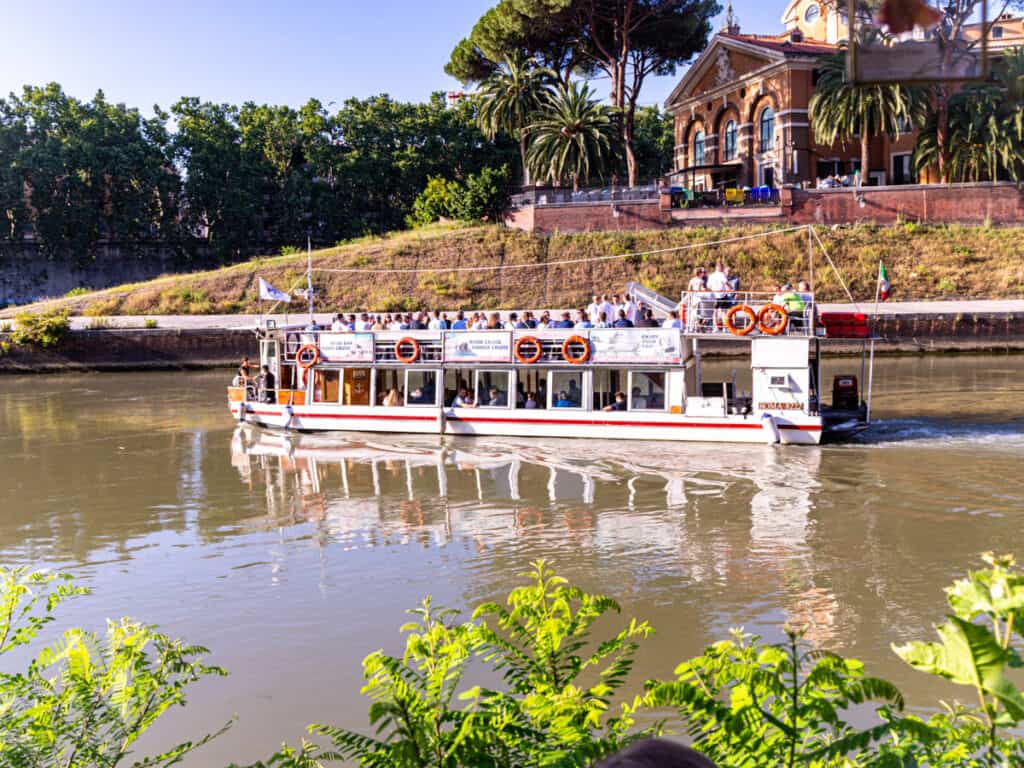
[0,329,257,373]
[507,182,1024,234]
[1,312,1023,374]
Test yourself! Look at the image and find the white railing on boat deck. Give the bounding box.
[678,290,815,337]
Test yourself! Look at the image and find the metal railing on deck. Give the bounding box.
[680,291,815,337]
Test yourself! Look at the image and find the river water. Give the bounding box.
[1,356,1023,765]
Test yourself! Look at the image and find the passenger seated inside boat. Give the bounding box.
[554,391,575,408]
[486,387,507,407]
[450,387,475,408]
[524,392,538,409]
[382,388,401,407]
[603,391,627,411]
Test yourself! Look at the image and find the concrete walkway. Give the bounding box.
[60,299,1024,331]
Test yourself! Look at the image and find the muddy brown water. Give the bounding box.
[1,355,1023,765]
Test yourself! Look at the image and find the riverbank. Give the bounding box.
[2,300,1023,372]
[2,223,1024,321]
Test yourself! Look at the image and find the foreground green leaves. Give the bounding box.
[0,567,228,768]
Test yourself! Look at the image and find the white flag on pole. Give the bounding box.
[258,277,291,303]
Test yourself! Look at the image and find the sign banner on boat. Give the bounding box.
[443,331,512,363]
[589,328,683,365]
[318,333,375,363]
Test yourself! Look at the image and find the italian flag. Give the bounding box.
[878,261,890,301]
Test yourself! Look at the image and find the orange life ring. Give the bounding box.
[725,305,758,336]
[296,344,320,369]
[561,335,590,365]
[514,336,543,364]
[394,337,420,363]
[757,304,789,335]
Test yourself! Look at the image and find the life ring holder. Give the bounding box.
[725,305,758,336]
[561,335,591,365]
[757,304,789,336]
[514,336,543,364]
[394,337,421,364]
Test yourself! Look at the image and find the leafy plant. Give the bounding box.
[263,561,654,767]
[64,286,91,297]
[0,567,229,767]
[647,626,910,768]
[9,309,71,349]
[144,318,159,329]
[892,552,1024,767]
[449,165,511,223]
[408,177,461,227]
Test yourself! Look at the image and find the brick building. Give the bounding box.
[665,2,1022,191]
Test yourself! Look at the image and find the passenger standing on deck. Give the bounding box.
[587,295,602,325]
[600,294,616,327]
[596,311,610,328]
[624,293,639,325]
[331,314,346,332]
[663,308,683,329]
[687,267,707,293]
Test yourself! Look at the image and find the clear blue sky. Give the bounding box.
[2,0,784,113]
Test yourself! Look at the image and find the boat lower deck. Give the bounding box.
[229,402,824,445]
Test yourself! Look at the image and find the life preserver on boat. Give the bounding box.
[561,335,590,365]
[296,344,320,369]
[725,305,758,336]
[757,304,789,336]
[514,336,543,364]
[394,337,421,364]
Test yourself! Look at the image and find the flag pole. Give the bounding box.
[872,259,882,321]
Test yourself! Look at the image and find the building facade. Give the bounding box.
[665,2,1021,191]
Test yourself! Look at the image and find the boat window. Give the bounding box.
[405,370,438,406]
[343,368,372,405]
[313,369,341,403]
[444,369,475,407]
[629,372,667,411]
[375,369,403,406]
[280,363,297,391]
[592,368,628,411]
[551,371,584,409]
[476,370,511,408]
[516,368,547,409]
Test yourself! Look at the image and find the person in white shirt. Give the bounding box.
[663,309,683,329]
[330,314,346,332]
[427,312,442,331]
[472,314,488,330]
[707,262,730,299]
[599,295,616,328]
[623,294,639,325]
[358,313,374,331]
[586,295,602,325]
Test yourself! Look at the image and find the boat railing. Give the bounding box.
[679,290,816,337]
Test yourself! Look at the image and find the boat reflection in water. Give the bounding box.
[230,426,841,643]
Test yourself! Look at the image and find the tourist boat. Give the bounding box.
[228,291,875,446]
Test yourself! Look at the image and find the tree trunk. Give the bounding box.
[935,86,950,183]
[624,105,638,188]
[861,130,870,186]
[519,134,531,187]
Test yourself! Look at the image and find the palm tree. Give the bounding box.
[809,43,928,184]
[475,53,555,187]
[914,48,1024,183]
[526,82,619,192]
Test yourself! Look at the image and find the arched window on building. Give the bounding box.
[693,130,705,165]
[723,121,737,161]
[759,107,774,152]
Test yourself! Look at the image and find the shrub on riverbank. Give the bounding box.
[4,222,1024,319]
[4,554,1024,766]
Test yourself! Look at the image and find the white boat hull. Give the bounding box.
[229,403,823,445]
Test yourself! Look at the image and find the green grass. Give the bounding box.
[2,222,1023,318]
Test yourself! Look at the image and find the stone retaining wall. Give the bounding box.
[506,183,1024,233]
[0,328,257,373]
[1,315,1023,373]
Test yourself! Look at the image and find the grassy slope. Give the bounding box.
[4,222,1023,318]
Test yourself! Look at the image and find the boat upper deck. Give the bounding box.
[265,292,870,369]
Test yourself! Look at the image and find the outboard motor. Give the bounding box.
[832,375,859,410]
